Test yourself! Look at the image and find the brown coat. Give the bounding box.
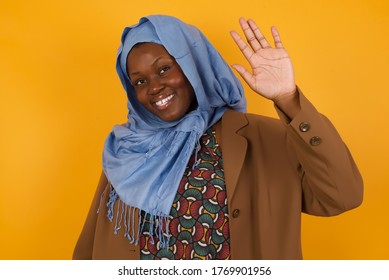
[73,91,363,260]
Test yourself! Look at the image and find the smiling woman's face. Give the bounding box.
[126,42,196,122]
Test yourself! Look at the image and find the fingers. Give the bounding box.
[245,19,271,49]
[271,26,284,48]
[230,30,255,67]
[239,18,263,51]
[231,64,255,90]
[234,17,284,50]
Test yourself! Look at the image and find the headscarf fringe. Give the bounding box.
[97,184,108,214]
[98,186,171,249]
[106,185,118,222]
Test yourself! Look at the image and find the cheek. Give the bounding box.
[134,90,149,106]
[167,76,184,88]
[168,68,192,89]
[183,80,195,103]
[171,76,194,97]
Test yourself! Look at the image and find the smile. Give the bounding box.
[155,94,174,107]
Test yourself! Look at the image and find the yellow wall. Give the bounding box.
[1,0,388,259]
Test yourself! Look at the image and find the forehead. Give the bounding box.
[131,41,166,52]
[127,42,172,65]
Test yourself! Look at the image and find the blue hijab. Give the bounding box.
[102,15,246,242]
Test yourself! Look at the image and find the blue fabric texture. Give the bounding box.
[102,15,246,220]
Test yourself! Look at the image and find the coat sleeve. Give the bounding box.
[276,88,363,216]
[72,171,109,259]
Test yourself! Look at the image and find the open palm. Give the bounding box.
[230,18,296,101]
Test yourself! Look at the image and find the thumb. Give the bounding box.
[231,64,255,89]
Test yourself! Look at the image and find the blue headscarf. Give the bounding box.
[102,15,246,242]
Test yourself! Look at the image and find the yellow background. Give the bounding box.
[1,0,388,259]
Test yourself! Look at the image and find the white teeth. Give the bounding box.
[155,94,173,107]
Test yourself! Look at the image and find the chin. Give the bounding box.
[159,112,184,122]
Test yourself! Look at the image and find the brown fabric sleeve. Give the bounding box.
[276,88,363,215]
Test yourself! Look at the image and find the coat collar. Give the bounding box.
[219,109,249,201]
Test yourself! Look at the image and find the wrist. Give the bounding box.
[273,87,300,120]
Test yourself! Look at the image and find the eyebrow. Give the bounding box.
[129,71,141,78]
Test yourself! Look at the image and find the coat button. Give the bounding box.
[232,209,240,218]
[299,122,311,132]
[310,136,322,146]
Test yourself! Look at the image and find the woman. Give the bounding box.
[73,15,363,260]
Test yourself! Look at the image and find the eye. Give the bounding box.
[133,79,146,86]
[159,65,171,75]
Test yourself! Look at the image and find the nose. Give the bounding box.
[148,77,164,95]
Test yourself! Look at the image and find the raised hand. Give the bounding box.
[230,18,297,103]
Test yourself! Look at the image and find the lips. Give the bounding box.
[154,94,174,109]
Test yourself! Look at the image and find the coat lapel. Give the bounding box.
[220,110,248,201]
